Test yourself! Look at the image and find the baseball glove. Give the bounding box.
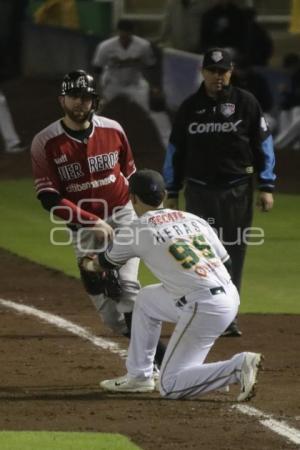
[101,269,123,301]
[79,255,100,272]
[79,256,122,301]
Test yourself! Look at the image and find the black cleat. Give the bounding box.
[222,323,242,337]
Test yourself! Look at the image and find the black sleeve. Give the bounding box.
[38,191,62,211]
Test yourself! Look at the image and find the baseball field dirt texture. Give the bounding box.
[0,78,299,450]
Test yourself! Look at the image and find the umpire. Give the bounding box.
[163,47,275,337]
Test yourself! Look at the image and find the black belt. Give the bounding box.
[176,286,225,307]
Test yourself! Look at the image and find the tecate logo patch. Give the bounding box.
[188,120,242,134]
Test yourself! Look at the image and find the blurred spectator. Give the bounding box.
[0,90,27,153]
[278,53,300,112]
[0,0,28,78]
[232,56,276,131]
[200,1,272,67]
[274,53,300,149]
[158,0,211,53]
[34,0,79,29]
[92,19,171,149]
[0,1,27,151]
[243,7,273,66]
[200,0,250,54]
[290,0,300,34]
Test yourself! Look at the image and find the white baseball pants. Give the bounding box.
[102,79,150,111]
[126,282,246,399]
[72,202,140,334]
[0,90,21,151]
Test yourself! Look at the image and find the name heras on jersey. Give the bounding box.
[188,120,242,134]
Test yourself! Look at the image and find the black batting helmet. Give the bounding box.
[60,70,98,97]
[60,70,99,115]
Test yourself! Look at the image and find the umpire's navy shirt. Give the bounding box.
[163,83,276,198]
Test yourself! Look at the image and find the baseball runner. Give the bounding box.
[82,169,263,400]
[30,71,165,367]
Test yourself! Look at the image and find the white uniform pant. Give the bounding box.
[126,282,246,399]
[72,202,140,334]
[103,79,150,111]
[102,80,171,149]
[0,90,21,151]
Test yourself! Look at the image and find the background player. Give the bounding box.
[81,169,263,400]
[0,89,26,153]
[30,71,165,367]
[92,19,171,150]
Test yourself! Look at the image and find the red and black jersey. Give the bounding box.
[31,115,136,220]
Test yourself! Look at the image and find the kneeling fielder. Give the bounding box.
[82,169,263,400]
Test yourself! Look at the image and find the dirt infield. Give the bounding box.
[0,78,300,449]
[0,249,300,449]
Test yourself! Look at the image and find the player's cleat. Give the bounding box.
[100,374,155,393]
[217,385,230,393]
[222,322,242,337]
[237,352,263,402]
[5,142,28,154]
[153,366,160,392]
[152,364,160,383]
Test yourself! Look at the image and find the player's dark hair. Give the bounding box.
[129,169,166,207]
[117,19,134,33]
[136,190,165,207]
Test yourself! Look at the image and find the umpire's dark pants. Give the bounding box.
[185,180,254,294]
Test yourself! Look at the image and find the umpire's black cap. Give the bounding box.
[129,169,166,206]
[202,48,233,71]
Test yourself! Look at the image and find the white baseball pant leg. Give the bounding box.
[72,228,128,334]
[126,284,179,379]
[0,90,21,150]
[72,202,140,334]
[126,282,246,398]
[102,78,149,111]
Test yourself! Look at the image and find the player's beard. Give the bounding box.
[64,105,93,124]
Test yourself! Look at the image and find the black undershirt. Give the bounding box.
[60,120,93,143]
